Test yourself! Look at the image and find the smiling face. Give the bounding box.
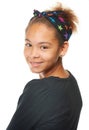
[24,23,66,77]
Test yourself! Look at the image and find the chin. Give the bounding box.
[30,68,42,74]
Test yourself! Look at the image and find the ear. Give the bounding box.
[59,41,69,57]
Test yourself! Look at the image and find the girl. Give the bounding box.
[7,3,82,130]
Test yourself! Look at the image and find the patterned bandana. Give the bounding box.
[33,10,72,41]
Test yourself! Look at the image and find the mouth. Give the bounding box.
[29,62,43,67]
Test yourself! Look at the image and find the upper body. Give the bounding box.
[6,2,82,130]
[6,72,82,130]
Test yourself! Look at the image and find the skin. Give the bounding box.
[24,23,69,79]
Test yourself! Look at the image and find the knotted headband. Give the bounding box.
[32,10,72,41]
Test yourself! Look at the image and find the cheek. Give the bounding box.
[24,48,31,64]
[24,48,28,59]
[41,51,59,62]
[24,48,26,57]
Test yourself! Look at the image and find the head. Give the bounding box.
[24,3,78,76]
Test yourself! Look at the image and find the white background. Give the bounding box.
[0,0,89,130]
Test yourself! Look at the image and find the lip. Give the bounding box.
[30,62,43,67]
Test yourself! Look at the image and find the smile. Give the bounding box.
[30,62,43,67]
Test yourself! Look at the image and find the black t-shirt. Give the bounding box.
[6,72,82,130]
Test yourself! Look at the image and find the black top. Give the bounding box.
[6,72,82,130]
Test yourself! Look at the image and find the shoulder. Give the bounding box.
[22,76,72,103]
[22,76,71,107]
[19,73,78,106]
[23,78,50,94]
[23,76,69,94]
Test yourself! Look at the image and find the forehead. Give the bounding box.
[26,23,56,36]
[25,23,61,47]
[26,23,57,42]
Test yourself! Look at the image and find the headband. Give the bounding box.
[32,10,72,41]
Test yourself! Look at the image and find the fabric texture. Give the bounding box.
[32,10,72,41]
[6,72,82,130]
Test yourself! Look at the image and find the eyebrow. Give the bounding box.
[25,39,31,42]
[25,38,52,45]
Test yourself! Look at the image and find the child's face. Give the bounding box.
[24,23,62,76]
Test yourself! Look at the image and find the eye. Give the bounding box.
[40,46,48,50]
[25,43,32,47]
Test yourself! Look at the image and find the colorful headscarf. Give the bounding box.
[32,10,72,41]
